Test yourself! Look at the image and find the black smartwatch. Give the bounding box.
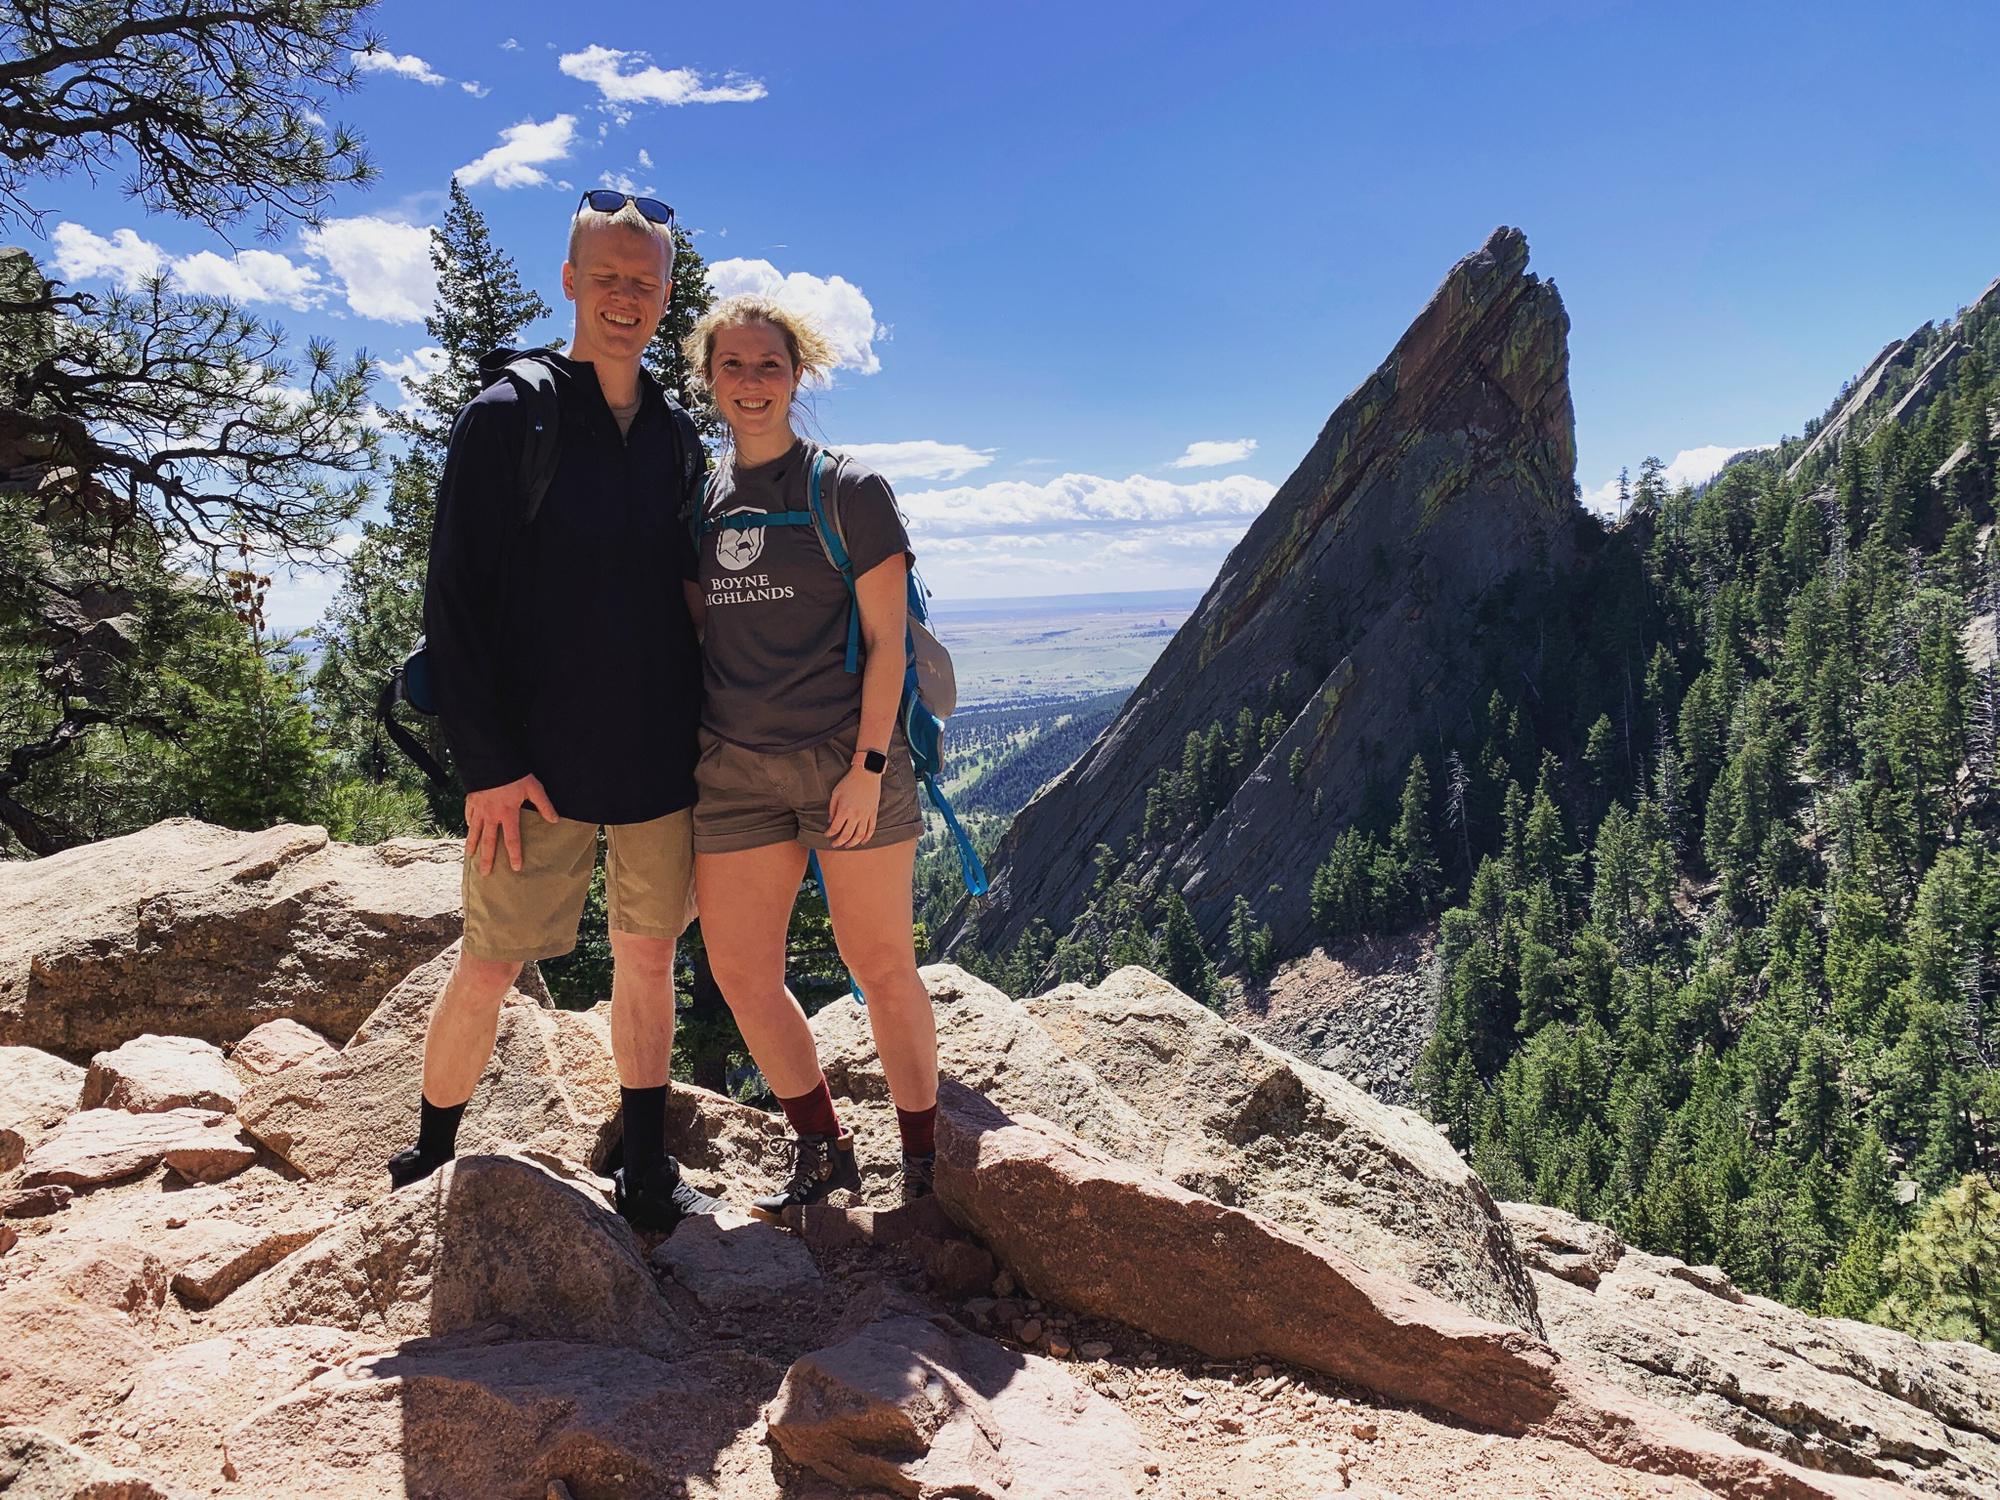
[859,748,888,775]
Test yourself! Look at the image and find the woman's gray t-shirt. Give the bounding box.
[692,439,913,753]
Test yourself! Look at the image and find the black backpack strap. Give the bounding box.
[374,671,453,790]
[501,355,563,526]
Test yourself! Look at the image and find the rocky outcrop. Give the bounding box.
[1788,326,1932,477]
[5,899,1990,1499]
[1508,1200,2000,1496]
[0,1045,83,1172]
[813,965,1541,1333]
[0,818,462,1059]
[943,227,1580,962]
[20,1107,257,1188]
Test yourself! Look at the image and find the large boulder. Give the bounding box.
[0,1045,84,1172]
[934,1085,1899,1500]
[0,819,462,1059]
[0,1427,168,1500]
[0,1241,174,1432]
[215,1154,691,1354]
[237,980,620,1194]
[1508,1200,2000,1498]
[79,1034,242,1113]
[815,965,1540,1333]
[768,1308,1156,1498]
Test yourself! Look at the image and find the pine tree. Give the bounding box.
[315,180,554,814]
[1158,890,1217,1006]
[644,230,722,437]
[1874,1174,2000,1345]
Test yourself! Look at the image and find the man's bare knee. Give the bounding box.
[441,952,520,1012]
[610,930,675,983]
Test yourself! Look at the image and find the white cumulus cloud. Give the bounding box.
[898,471,1275,538]
[457,115,577,189]
[1168,437,1258,469]
[302,216,437,322]
[707,257,884,375]
[54,223,329,311]
[558,45,767,107]
[50,223,163,288]
[352,48,445,85]
[843,442,996,483]
[461,80,490,98]
[170,247,326,310]
[374,346,446,411]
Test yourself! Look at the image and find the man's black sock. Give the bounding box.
[621,1085,669,1178]
[417,1096,466,1160]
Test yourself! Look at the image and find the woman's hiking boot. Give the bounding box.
[752,1131,861,1218]
[614,1157,725,1235]
[900,1151,936,1203]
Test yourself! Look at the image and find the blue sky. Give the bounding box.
[27,0,2000,627]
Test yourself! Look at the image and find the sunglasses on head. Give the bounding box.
[577,189,676,232]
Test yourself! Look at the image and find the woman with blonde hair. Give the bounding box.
[681,293,938,1210]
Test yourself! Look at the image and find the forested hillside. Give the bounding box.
[968,278,2000,1344]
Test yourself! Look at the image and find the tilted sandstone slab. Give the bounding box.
[0,818,461,1059]
[219,1340,780,1500]
[0,1045,84,1172]
[226,1017,337,1079]
[945,227,1581,961]
[215,1154,691,1354]
[1508,1200,2000,1499]
[816,965,1540,1334]
[80,1033,243,1113]
[933,1086,1902,1500]
[20,1107,255,1188]
[768,1309,1155,1499]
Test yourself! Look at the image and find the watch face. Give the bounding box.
[863,749,888,773]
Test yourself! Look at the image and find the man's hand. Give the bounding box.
[464,774,559,874]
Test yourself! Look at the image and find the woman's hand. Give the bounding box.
[826,767,883,848]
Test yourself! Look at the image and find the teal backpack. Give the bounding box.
[692,450,990,950]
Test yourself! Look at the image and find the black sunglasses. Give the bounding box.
[577,189,676,232]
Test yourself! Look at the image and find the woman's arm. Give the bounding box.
[683,579,706,640]
[825,553,908,847]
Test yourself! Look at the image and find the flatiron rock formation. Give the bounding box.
[944,226,1580,961]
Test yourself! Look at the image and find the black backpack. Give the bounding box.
[375,351,704,790]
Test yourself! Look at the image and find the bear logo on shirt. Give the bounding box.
[714,507,766,571]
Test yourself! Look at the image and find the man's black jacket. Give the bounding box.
[422,348,704,826]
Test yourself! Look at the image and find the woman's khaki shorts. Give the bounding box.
[693,726,923,854]
[461,807,693,962]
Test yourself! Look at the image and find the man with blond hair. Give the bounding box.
[388,191,718,1234]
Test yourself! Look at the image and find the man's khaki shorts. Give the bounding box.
[462,807,693,962]
[692,726,923,854]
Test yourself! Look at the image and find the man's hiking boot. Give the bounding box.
[751,1131,861,1218]
[386,1145,452,1189]
[900,1151,936,1203]
[614,1158,724,1236]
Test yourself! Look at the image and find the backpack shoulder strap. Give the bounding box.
[805,449,863,674]
[499,355,562,526]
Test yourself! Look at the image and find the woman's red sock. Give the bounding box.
[778,1077,841,1138]
[896,1103,938,1157]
